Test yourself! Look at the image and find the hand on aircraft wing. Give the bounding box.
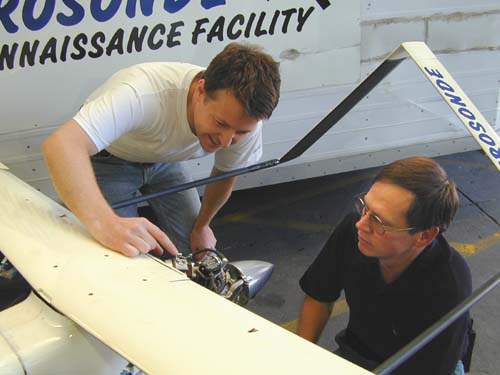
[88,215,179,257]
[190,224,217,256]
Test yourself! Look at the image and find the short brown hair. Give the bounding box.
[202,42,281,120]
[374,157,459,233]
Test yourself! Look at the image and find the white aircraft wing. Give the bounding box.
[0,168,372,375]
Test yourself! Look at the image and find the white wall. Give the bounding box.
[229,0,500,190]
[0,0,360,195]
[0,0,499,195]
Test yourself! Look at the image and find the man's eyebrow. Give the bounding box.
[215,117,230,127]
[364,198,390,226]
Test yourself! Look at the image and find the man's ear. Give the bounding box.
[415,227,439,248]
[197,78,205,95]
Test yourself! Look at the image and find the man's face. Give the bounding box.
[355,181,421,261]
[190,80,259,153]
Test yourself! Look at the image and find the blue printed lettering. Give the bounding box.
[479,133,495,147]
[91,0,120,22]
[424,66,443,79]
[445,92,466,107]
[164,0,189,14]
[490,147,500,159]
[436,79,454,93]
[126,0,153,18]
[1,0,231,34]
[458,107,475,120]
[57,0,85,26]
[23,0,55,31]
[468,121,486,133]
[201,0,225,10]
[0,0,19,33]
[426,71,500,166]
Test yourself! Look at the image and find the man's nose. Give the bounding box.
[355,212,371,232]
[220,129,235,147]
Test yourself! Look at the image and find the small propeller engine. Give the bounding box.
[170,248,273,307]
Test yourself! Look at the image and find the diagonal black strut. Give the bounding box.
[111,57,404,210]
[279,58,403,163]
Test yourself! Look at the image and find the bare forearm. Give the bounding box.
[194,169,236,228]
[42,120,114,226]
[42,120,113,225]
[42,120,178,257]
[297,295,333,343]
[188,169,235,251]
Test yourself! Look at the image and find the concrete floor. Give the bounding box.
[212,150,500,375]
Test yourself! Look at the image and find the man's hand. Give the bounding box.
[87,214,178,257]
[190,224,217,253]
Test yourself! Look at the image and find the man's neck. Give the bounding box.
[379,247,424,284]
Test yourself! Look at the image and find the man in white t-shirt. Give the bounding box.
[42,43,281,258]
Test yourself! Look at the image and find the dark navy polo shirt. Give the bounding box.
[300,213,472,375]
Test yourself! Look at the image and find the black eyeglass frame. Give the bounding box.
[354,193,418,235]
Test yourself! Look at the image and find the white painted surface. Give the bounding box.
[401,42,500,171]
[0,293,128,375]
[0,333,23,374]
[0,0,499,196]
[0,169,373,375]
[362,0,500,19]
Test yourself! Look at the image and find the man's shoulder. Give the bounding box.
[419,235,472,298]
[119,61,203,73]
[433,235,470,274]
[320,212,360,259]
[107,62,204,90]
[327,212,359,245]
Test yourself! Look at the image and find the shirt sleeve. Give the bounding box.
[73,83,145,151]
[299,214,357,303]
[213,121,263,172]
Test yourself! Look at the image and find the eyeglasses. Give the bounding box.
[354,193,417,236]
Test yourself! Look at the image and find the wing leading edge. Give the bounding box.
[0,168,372,375]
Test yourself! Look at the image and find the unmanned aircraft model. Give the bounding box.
[0,162,373,375]
[0,42,499,374]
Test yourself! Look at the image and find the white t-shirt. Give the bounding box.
[74,62,263,172]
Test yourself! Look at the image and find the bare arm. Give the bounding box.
[42,119,178,257]
[297,295,333,343]
[190,167,236,251]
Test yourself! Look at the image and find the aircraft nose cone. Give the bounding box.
[230,260,274,299]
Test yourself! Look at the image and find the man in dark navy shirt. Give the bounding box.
[298,157,472,375]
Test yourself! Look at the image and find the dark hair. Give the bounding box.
[202,42,281,120]
[374,157,459,233]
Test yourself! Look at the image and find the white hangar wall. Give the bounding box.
[0,0,498,195]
